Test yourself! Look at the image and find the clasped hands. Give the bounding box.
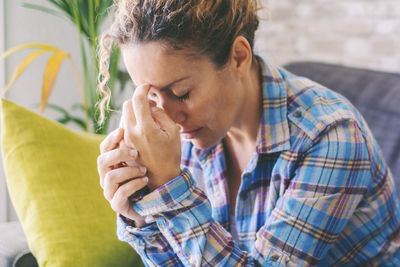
[97,84,182,224]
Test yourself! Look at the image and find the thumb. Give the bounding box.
[151,106,176,132]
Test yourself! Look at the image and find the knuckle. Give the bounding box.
[110,199,120,213]
[119,184,130,197]
[97,168,103,181]
[103,189,111,201]
[104,171,113,185]
[129,150,138,160]
[133,95,142,106]
[99,142,106,153]
[135,166,145,175]
[122,100,131,112]
[139,127,151,138]
[114,149,122,159]
[97,155,104,166]
[123,131,136,147]
[100,135,113,153]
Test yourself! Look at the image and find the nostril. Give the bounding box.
[174,112,187,124]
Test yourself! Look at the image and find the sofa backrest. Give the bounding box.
[284,62,400,200]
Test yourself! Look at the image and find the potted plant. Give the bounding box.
[1,0,131,134]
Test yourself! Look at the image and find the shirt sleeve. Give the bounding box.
[120,120,371,266]
[132,170,252,266]
[254,120,371,265]
[117,214,185,266]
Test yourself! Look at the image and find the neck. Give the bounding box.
[227,59,262,148]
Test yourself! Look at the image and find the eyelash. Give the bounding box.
[177,92,190,102]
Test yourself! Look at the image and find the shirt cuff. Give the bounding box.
[117,214,159,245]
[133,169,195,217]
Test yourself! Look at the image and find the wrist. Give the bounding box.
[149,168,182,191]
[133,216,148,228]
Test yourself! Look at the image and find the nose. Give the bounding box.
[149,91,187,124]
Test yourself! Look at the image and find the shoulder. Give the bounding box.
[280,67,368,141]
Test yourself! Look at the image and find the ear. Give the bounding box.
[230,36,253,77]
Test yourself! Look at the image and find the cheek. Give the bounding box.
[187,79,226,124]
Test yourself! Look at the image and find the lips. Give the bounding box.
[180,127,202,139]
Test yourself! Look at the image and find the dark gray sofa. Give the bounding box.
[1,61,399,266]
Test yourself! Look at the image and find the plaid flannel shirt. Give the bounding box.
[117,57,400,266]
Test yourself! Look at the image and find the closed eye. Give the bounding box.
[177,91,190,102]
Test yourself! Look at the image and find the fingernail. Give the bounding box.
[142,177,149,182]
[140,166,147,173]
[129,149,137,157]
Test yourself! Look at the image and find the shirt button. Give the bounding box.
[270,253,280,262]
[293,110,302,118]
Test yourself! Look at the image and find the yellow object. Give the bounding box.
[1,99,143,266]
[0,43,88,129]
[3,49,47,94]
[40,51,69,112]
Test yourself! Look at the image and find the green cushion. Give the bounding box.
[1,99,143,267]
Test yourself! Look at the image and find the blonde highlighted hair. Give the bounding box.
[97,0,262,126]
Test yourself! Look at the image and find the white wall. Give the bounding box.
[1,0,83,222]
[255,0,400,72]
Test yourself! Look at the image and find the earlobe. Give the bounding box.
[231,36,253,77]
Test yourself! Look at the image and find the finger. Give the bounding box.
[151,106,179,133]
[100,128,124,154]
[99,160,141,189]
[98,148,139,188]
[119,114,124,129]
[122,100,138,147]
[122,100,138,143]
[126,160,140,167]
[103,166,147,201]
[110,176,149,213]
[132,84,154,129]
[119,139,128,149]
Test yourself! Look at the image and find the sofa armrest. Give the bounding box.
[0,221,38,267]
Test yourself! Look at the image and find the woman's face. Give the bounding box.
[122,42,245,149]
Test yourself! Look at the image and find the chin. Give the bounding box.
[190,136,221,150]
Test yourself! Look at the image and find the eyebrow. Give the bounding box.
[156,76,191,92]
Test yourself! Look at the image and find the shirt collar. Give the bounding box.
[255,56,291,154]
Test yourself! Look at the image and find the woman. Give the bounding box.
[96,0,400,266]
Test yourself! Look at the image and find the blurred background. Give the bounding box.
[1,0,399,223]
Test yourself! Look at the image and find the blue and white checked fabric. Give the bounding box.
[116,57,400,266]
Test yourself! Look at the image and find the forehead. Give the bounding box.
[121,42,205,88]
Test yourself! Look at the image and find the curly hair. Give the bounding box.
[97,0,262,126]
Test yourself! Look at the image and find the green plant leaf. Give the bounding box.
[17,0,118,134]
[118,70,132,93]
[71,103,84,111]
[70,117,87,129]
[46,103,70,116]
[48,103,87,130]
[57,117,70,124]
